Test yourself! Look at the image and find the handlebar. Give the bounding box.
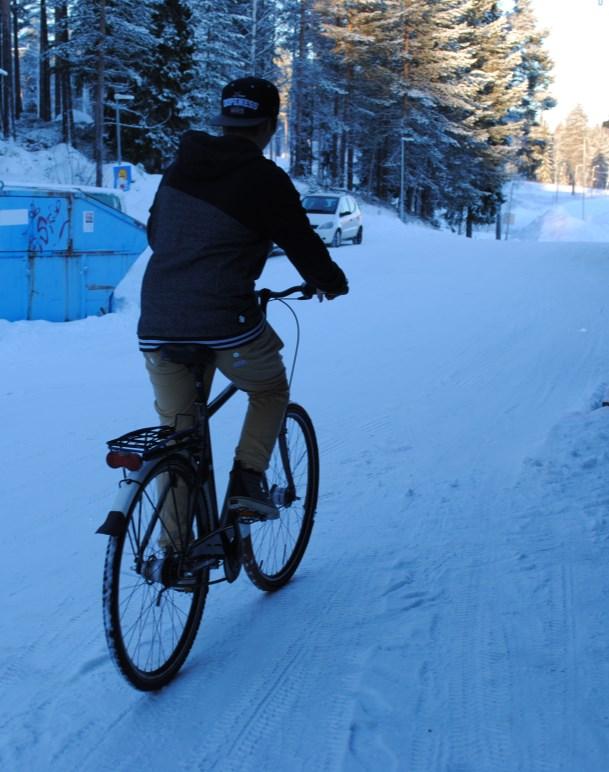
[255,284,315,385]
[256,283,315,312]
[257,284,314,302]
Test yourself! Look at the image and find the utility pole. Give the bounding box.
[113,93,134,165]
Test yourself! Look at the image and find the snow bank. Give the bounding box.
[516,205,609,242]
[0,140,160,225]
[0,141,97,187]
[507,180,609,243]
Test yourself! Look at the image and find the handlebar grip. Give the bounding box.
[258,284,314,301]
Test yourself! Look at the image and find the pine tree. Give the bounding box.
[69,0,155,181]
[555,105,589,192]
[286,0,320,177]
[53,0,74,144]
[534,121,555,184]
[459,0,524,233]
[14,2,39,116]
[125,0,196,171]
[230,0,278,78]
[187,0,245,128]
[508,0,555,178]
[588,126,609,189]
[398,0,480,221]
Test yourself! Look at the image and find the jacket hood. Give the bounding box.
[175,131,262,180]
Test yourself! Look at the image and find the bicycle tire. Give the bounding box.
[102,454,208,690]
[242,403,319,591]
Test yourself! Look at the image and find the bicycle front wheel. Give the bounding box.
[242,403,319,591]
[102,454,208,691]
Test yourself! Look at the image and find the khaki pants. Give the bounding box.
[143,324,289,473]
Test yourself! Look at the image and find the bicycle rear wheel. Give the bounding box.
[242,403,319,591]
[102,454,208,690]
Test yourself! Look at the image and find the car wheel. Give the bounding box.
[353,227,363,245]
[331,229,342,248]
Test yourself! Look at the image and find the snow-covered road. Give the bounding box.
[2,199,609,771]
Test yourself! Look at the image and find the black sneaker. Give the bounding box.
[227,461,280,522]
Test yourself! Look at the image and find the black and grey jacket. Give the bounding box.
[137,131,347,351]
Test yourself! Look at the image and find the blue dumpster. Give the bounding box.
[0,182,148,321]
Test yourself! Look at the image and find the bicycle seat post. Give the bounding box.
[193,365,207,404]
[192,363,210,440]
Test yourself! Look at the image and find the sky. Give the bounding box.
[530,0,609,128]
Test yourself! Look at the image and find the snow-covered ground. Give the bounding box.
[2,148,609,771]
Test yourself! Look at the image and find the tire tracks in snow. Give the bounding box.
[71,553,374,772]
[339,459,522,771]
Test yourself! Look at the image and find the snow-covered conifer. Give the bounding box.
[555,105,589,192]
[125,0,197,171]
[508,0,556,179]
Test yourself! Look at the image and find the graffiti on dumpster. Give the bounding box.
[25,199,69,254]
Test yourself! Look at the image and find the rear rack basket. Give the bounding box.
[106,425,189,460]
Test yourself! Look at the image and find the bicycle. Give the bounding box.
[96,285,319,691]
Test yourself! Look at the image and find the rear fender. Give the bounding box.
[96,510,127,537]
[95,461,153,536]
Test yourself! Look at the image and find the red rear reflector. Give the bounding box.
[106,451,143,471]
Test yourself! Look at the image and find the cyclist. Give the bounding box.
[137,76,348,523]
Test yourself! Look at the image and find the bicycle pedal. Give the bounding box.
[228,498,280,523]
[233,507,280,524]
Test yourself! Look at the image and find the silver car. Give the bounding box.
[302,193,363,247]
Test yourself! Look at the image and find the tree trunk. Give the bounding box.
[344,65,353,190]
[465,207,474,238]
[329,93,340,185]
[375,140,385,198]
[346,141,353,191]
[406,186,415,214]
[250,0,258,74]
[39,0,51,121]
[12,0,21,118]
[421,187,434,221]
[64,70,74,145]
[291,0,308,177]
[53,9,60,118]
[94,0,106,186]
[366,144,376,195]
[1,0,14,137]
[55,0,72,144]
[336,124,344,187]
